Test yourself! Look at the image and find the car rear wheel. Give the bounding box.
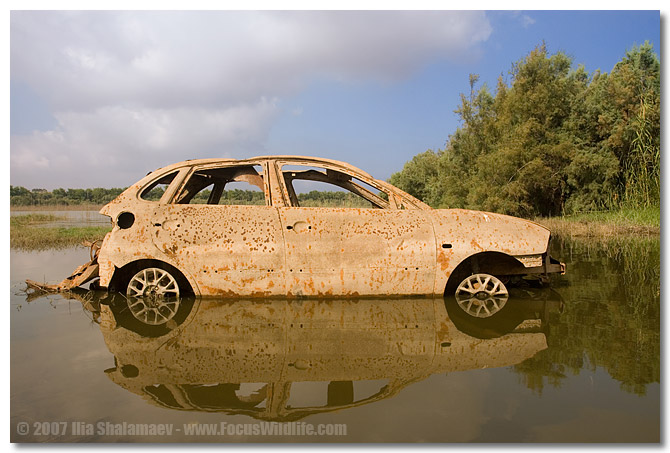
[126,267,181,325]
[455,273,509,318]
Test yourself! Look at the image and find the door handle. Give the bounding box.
[287,221,311,232]
[161,220,180,231]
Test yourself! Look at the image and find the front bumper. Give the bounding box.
[545,255,566,275]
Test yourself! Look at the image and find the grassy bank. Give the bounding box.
[11,214,111,250]
[534,206,660,238]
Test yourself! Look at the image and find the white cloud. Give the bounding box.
[10,11,492,188]
[510,11,536,29]
[520,14,536,28]
[10,100,278,188]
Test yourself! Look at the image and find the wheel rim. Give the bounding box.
[126,268,181,325]
[455,273,508,318]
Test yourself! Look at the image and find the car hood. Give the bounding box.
[431,209,551,256]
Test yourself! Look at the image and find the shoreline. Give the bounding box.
[534,219,659,238]
[533,207,660,238]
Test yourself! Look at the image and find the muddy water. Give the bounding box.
[10,236,660,443]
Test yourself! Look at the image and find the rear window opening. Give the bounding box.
[174,165,267,206]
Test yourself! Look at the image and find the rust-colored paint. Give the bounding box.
[31,156,564,297]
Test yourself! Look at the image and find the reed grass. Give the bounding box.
[534,206,660,238]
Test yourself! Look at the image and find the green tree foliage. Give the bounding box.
[390,42,660,216]
[388,150,442,206]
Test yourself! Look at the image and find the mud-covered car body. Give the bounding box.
[97,156,564,298]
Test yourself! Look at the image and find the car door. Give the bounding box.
[150,162,285,297]
[274,161,436,297]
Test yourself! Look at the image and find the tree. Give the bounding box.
[582,41,660,207]
[389,42,660,216]
[388,150,441,206]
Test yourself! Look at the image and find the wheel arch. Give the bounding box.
[109,259,196,296]
[444,251,525,296]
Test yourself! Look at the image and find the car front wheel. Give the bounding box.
[454,273,509,318]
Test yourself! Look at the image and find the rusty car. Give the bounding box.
[28,155,564,326]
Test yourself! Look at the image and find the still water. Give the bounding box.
[10,234,660,443]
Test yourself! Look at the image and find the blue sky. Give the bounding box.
[10,10,661,189]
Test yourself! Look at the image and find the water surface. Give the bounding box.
[10,236,660,442]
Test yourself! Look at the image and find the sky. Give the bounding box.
[9,10,662,190]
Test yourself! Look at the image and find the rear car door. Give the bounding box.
[151,162,285,296]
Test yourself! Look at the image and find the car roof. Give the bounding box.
[143,155,429,210]
[155,156,376,180]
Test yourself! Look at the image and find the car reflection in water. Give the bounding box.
[60,289,563,421]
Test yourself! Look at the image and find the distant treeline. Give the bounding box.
[10,186,127,206]
[389,42,660,217]
[188,189,372,207]
[10,185,370,208]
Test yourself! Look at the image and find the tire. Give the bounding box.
[454,273,509,318]
[110,263,195,337]
[125,267,182,325]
